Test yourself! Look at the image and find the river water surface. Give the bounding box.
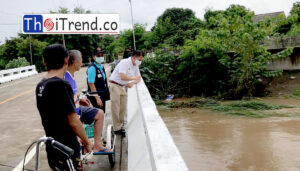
[159,107,300,170]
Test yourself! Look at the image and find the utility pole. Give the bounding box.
[62,34,66,48]
[129,0,136,51]
[29,35,33,65]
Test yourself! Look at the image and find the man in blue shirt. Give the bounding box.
[64,50,112,154]
[87,51,110,112]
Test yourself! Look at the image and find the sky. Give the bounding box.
[0,0,299,44]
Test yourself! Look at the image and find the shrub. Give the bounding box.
[5,57,30,69]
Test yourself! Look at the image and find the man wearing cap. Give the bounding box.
[109,50,143,135]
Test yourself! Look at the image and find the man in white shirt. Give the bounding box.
[109,50,143,135]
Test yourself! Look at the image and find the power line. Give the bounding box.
[0,23,20,25]
[0,11,21,16]
[0,29,20,31]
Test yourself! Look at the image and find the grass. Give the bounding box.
[159,99,293,118]
[165,98,219,108]
[287,87,300,99]
[209,101,292,118]
[211,101,289,111]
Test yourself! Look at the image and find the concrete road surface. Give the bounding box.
[0,67,88,170]
[0,65,127,171]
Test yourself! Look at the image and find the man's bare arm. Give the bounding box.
[74,94,78,102]
[120,73,140,81]
[67,112,92,152]
[88,83,97,93]
[127,79,141,88]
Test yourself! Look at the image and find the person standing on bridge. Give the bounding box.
[122,47,131,59]
[87,50,110,112]
[109,50,143,135]
[64,49,112,154]
[36,44,92,170]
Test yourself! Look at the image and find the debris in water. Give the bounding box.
[165,94,174,101]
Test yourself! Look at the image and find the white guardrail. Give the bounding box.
[127,79,188,171]
[0,65,38,84]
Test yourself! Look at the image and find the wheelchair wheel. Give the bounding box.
[108,151,115,168]
[106,124,115,168]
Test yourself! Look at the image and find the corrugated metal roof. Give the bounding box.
[254,11,285,22]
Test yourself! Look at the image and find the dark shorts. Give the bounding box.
[77,106,98,124]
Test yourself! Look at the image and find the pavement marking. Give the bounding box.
[13,142,44,171]
[0,88,35,105]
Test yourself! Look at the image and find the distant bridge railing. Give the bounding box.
[127,79,188,171]
[0,65,38,84]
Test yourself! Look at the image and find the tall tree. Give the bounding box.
[290,2,300,21]
[119,24,149,50]
[0,38,23,62]
[17,37,48,71]
[151,8,204,47]
[178,5,293,98]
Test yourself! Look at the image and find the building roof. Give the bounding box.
[254,11,285,22]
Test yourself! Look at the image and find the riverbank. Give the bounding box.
[157,96,300,118]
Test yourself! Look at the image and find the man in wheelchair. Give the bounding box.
[64,49,112,154]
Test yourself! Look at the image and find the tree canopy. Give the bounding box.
[1,4,299,99]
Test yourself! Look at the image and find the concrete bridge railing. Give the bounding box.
[127,79,188,171]
[0,65,38,84]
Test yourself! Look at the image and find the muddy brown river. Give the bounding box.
[159,107,300,170]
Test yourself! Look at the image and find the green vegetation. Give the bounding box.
[5,57,30,69]
[161,98,219,108]
[287,87,300,99]
[207,101,295,118]
[0,38,47,70]
[151,8,203,47]
[141,5,294,99]
[2,2,300,99]
[216,101,286,110]
[159,99,293,118]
